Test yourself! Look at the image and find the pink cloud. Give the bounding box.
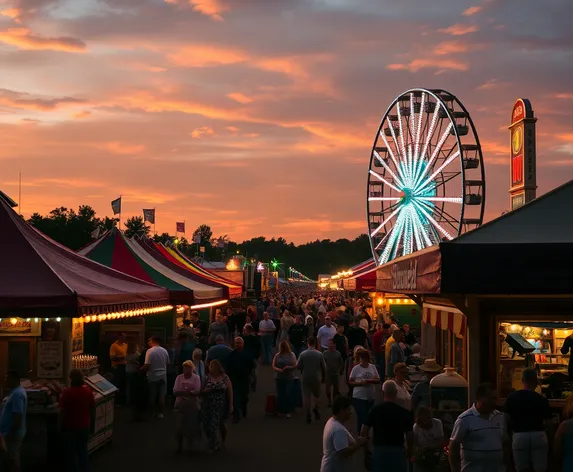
[99,142,146,155]
[165,0,228,21]
[0,28,86,52]
[439,24,479,36]
[463,6,482,16]
[476,79,508,90]
[227,92,253,104]
[387,58,468,72]
[191,126,216,139]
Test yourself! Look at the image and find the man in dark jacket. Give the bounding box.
[226,337,254,423]
[241,325,261,392]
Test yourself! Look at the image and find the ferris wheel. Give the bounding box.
[367,88,486,266]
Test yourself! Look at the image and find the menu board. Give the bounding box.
[37,341,63,378]
[86,374,118,395]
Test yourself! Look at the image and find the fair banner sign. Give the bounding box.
[377,247,441,294]
[509,98,537,210]
[0,317,41,336]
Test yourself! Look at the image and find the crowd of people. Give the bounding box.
[3,287,573,472]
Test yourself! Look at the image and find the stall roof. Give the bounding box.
[163,245,243,297]
[452,180,573,244]
[126,237,227,301]
[79,229,195,305]
[0,196,169,316]
[440,179,573,294]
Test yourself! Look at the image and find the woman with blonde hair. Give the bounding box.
[201,359,233,454]
[273,340,297,418]
[173,360,201,453]
[393,362,412,410]
[555,394,573,471]
[279,310,295,343]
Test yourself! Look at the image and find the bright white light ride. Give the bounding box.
[367,88,485,266]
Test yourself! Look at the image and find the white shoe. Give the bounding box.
[157,413,164,419]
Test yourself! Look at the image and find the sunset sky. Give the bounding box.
[1,0,572,244]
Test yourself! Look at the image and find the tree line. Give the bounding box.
[28,206,371,279]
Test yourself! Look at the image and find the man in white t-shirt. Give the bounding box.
[143,336,170,418]
[321,396,367,472]
[317,317,337,351]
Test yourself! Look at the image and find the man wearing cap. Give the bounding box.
[317,316,337,352]
[411,359,442,411]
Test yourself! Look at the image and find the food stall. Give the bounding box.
[376,179,573,417]
[0,193,170,466]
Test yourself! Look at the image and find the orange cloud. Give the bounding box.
[0,8,22,22]
[439,24,479,36]
[481,140,507,156]
[165,0,228,21]
[225,126,239,133]
[73,111,92,119]
[0,88,87,111]
[99,142,146,155]
[191,126,216,139]
[387,58,468,72]
[558,133,573,142]
[0,28,86,52]
[555,93,573,99]
[433,41,470,55]
[463,6,482,16]
[227,92,253,104]
[476,79,507,90]
[167,45,247,67]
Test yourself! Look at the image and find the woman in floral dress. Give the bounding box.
[201,359,233,454]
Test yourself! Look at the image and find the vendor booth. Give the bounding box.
[0,193,170,466]
[376,180,573,420]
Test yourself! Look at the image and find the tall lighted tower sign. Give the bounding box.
[509,98,537,210]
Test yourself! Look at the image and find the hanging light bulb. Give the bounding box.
[56,317,61,322]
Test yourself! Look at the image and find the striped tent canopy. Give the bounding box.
[79,229,225,306]
[162,244,242,298]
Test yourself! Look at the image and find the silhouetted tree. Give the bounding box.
[192,224,213,246]
[124,216,150,238]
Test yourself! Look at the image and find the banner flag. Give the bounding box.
[111,197,121,215]
[91,227,101,239]
[193,234,201,244]
[143,209,155,224]
[176,222,185,233]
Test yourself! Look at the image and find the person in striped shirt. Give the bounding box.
[449,383,510,472]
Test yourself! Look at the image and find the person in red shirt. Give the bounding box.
[371,322,391,379]
[59,369,95,472]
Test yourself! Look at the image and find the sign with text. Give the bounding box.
[71,318,84,355]
[37,341,63,378]
[377,247,441,294]
[509,98,537,210]
[0,318,41,336]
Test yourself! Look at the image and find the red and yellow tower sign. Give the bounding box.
[509,98,537,210]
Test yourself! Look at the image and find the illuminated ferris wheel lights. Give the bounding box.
[412,200,454,240]
[417,197,463,204]
[373,150,404,188]
[367,88,485,266]
[415,149,460,194]
[369,169,401,193]
[371,205,402,238]
[368,197,401,202]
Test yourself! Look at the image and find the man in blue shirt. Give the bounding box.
[0,370,27,471]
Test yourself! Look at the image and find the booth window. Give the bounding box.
[498,320,572,400]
